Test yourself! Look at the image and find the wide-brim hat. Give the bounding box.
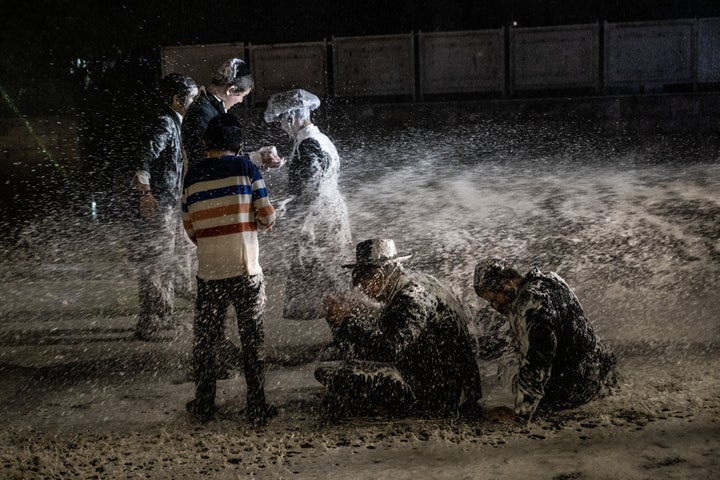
[264,89,321,123]
[342,239,412,268]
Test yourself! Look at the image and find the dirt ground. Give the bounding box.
[1,308,718,479]
[1,122,719,478]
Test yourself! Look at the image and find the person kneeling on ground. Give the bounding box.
[316,238,483,418]
[474,258,619,424]
[181,113,277,426]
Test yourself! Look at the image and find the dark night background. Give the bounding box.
[1,1,719,232]
[1,1,719,117]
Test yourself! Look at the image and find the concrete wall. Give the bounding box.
[249,41,328,103]
[698,18,720,83]
[605,20,696,89]
[418,29,505,97]
[160,17,720,104]
[332,33,415,98]
[510,24,599,92]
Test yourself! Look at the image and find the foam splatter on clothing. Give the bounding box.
[508,268,618,421]
[323,268,482,416]
[283,124,352,319]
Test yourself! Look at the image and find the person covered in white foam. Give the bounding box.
[316,238,483,419]
[474,258,619,423]
[264,89,353,320]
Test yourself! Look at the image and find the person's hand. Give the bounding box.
[139,192,158,218]
[485,406,518,425]
[323,295,350,327]
[259,146,286,169]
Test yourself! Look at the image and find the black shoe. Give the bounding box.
[186,399,217,423]
[246,403,278,427]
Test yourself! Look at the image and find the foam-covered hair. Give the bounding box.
[263,89,320,124]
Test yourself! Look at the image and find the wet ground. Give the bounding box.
[1,113,719,478]
[1,323,718,479]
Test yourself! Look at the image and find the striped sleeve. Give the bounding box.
[251,173,275,230]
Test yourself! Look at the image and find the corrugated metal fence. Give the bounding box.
[160,17,720,105]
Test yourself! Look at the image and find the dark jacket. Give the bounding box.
[137,105,184,207]
[509,268,618,421]
[181,88,224,167]
[333,268,483,414]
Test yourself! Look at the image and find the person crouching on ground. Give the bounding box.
[181,113,277,426]
[316,238,483,418]
[474,258,619,424]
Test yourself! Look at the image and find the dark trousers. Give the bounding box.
[193,274,267,410]
[132,204,180,337]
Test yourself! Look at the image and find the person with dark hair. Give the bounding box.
[181,57,284,375]
[263,89,353,320]
[181,57,284,169]
[473,258,619,423]
[130,72,198,341]
[316,239,483,419]
[182,113,277,426]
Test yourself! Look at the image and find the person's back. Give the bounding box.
[182,113,276,426]
[513,268,617,410]
[183,153,273,279]
[182,88,225,167]
[379,269,482,414]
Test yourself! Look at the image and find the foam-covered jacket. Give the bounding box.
[282,124,352,319]
[508,268,618,421]
[136,105,184,208]
[333,268,483,414]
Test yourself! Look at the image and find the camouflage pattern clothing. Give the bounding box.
[320,268,482,417]
[507,268,618,421]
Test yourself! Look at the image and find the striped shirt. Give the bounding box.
[182,154,275,280]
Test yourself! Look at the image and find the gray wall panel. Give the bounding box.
[250,42,328,103]
[418,29,504,96]
[698,17,720,83]
[605,20,695,87]
[333,34,415,97]
[511,24,599,91]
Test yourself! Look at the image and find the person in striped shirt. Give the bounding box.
[182,113,277,425]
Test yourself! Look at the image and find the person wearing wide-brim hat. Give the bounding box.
[315,238,483,419]
[264,88,353,321]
